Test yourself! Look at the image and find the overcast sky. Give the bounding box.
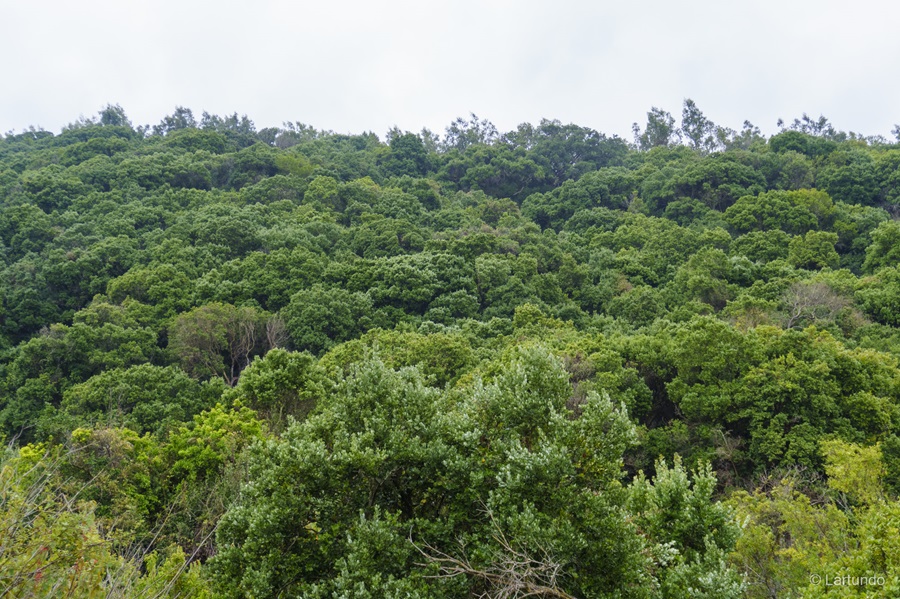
[2,0,899,141]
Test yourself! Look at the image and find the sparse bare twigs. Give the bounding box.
[265,316,289,350]
[781,281,850,329]
[412,509,576,599]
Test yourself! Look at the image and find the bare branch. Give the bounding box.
[265,316,289,350]
[411,507,577,599]
[781,281,850,329]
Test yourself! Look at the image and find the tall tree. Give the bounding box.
[168,303,280,386]
[153,106,197,135]
[442,113,499,152]
[681,98,718,154]
[633,107,681,150]
[98,103,131,128]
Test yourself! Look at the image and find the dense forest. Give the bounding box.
[2,101,900,598]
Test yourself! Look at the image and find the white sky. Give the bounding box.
[2,0,899,140]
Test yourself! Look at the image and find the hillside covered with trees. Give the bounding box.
[2,102,900,597]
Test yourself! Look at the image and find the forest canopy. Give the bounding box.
[2,101,900,598]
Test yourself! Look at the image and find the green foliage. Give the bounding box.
[863,220,900,273]
[821,439,884,505]
[320,328,475,387]
[56,364,224,436]
[819,149,879,206]
[0,444,116,597]
[728,477,854,598]
[168,402,265,482]
[634,107,682,150]
[724,190,826,235]
[729,451,900,599]
[856,266,900,326]
[168,302,276,386]
[1,314,160,441]
[210,348,741,597]
[788,230,840,270]
[194,246,327,312]
[382,132,431,177]
[608,284,667,326]
[667,248,739,310]
[61,426,165,545]
[4,107,900,597]
[731,230,791,263]
[281,285,374,354]
[630,457,744,598]
[304,174,341,211]
[226,348,325,423]
[106,264,194,319]
[0,444,211,598]
[769,129,836,157]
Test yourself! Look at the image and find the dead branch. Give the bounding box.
[411,508,577,599]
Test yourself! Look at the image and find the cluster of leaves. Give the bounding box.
[1,101,900,596]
